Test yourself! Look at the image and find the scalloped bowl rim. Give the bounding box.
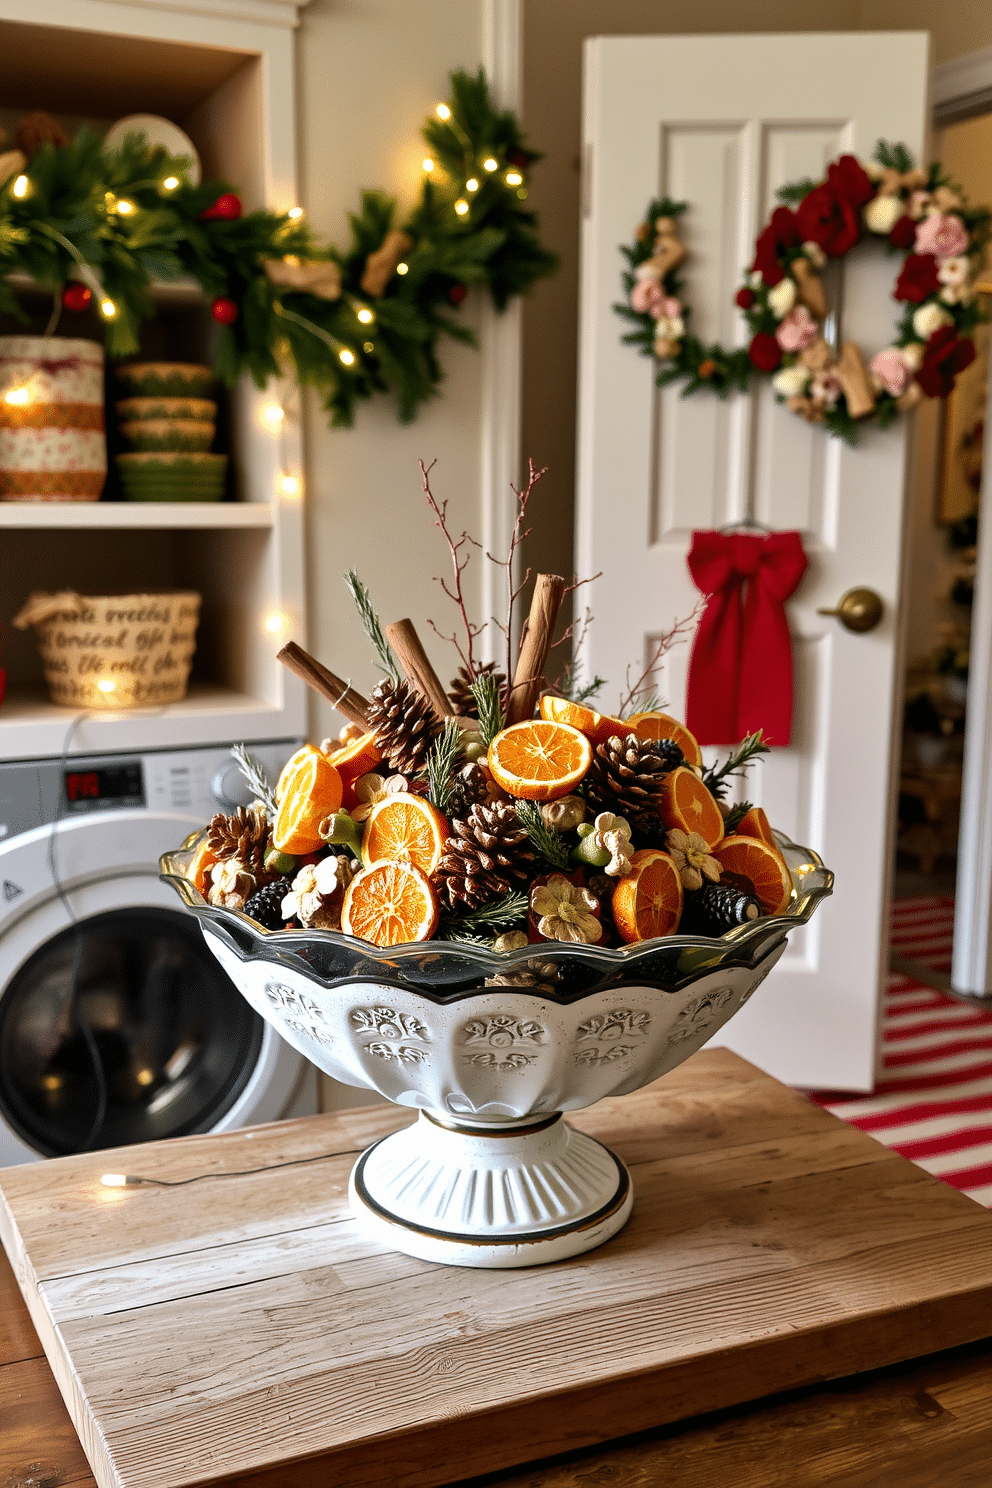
[160,827,833,976]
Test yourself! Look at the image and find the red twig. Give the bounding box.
[420,458,485,679]
[617,600,704,716]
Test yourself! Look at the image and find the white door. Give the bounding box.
[576,32,930,1091]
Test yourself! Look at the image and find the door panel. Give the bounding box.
[577,33,930,1089]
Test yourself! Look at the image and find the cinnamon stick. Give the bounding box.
[385,619,453,722]
[277,641,371,727]
[505,573,567,726]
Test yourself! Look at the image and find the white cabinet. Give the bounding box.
[0,0,311,759]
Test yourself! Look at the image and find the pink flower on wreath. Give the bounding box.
[631,277,665,315]
[915,212,969,260]
[869,347,910,398]
[775,304,819,353]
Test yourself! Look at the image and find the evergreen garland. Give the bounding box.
[0,69,556,427]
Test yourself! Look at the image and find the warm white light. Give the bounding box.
[163,176,180,191]
[96,678,117,694]
[287,206,304,219]
[116,199,134,215]
[101,1173,127,1187]
[136,1068,154,1087]
[356,307,374,324]
[483,158,498,172]
[435,103,451,121]
[505,171,523,187]
[277,473,301,498]
[363,340,374,354]
[260,403,285,432]
[4,386,29,406]
[466,178,479,192]
[454,200,469,216]
[396,262,409,275]
[339,348,355,366]
[100,298,116,319]
[264,609,290,637]
[12,174,28,198]
[516,188,528,200]
[422,157,435,173]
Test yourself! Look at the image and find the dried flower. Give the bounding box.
[590,813,634,877]
[281,855,356,929]
[350,771,409,822]
[541,794,586,832]
[666,829,721,892]
[207,858,254,911]
[493,930,529,953]
[530,874,602,944]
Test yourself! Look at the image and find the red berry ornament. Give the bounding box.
[61,282,93,312]
[447,282,468,306]
[748,332,782,373]
[211,296,239,325]
[200,193,242,222]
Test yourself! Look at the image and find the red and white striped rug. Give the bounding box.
[812,896,992,1208]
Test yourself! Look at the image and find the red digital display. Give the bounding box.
[66,771,100,801]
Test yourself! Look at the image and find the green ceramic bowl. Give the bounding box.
[115,363,214,398]
[116,397,217,423]
[119,420,216,453]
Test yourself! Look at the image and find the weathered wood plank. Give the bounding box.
[3,1050,992,1488]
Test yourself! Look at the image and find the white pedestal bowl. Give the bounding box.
[162,834,831,1268]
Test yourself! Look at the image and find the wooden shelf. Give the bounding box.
[0,502,275,529]
[5,271,206,307]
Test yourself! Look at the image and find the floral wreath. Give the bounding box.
[616,142,990,441]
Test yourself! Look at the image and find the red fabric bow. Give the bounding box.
[685,530,808,747]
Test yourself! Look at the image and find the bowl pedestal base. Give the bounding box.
[348,1111,633,1268]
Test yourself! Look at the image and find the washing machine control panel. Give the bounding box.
[0,740,300,838]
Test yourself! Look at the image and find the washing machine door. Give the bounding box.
[0,812,304,1164]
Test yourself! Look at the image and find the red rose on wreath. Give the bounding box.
[796,184,860,256]
[825,155,875,209]
[751,206,800,286]
[894,253,940,303]
[748,332,782,372]
[916,326,975,398]
[889,215,917,250]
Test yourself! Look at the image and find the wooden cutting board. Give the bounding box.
[3,1048,992,1488]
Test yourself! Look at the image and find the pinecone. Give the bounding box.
[448,661,506,717]
[367,678,441,777]
[680,883,762,937]
[207,804,269,875]
[447,761,506,819]
[584,736,673,834]
[654,738,684,771]
[243,876,294,930]
[434,801,537,910]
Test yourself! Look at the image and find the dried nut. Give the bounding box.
[493,930,529,953]
[542,794,586,831]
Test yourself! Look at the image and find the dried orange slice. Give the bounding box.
[626,711,703,767]
[659,766,724,849]
[187,839,218,896]
[326,729,383,783]
[275,743,322,804]
[713,835,793,916]
[735,805,776,845]
[539,694,624,746]
[271,750,343,854]
[341,859,439,946]
[362,791,449,876]
[612,849,684,943]
[488,720,592,801]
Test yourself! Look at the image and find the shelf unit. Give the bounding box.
[0,0,311,760]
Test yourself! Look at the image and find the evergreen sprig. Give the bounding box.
[438,890,529,940]
[515,800,571,870]
[722,800,753,833]
[702,732,770,800]
[230,744,278,819]
[426,717,463,815]
[468,672,506,748]
[344,570,400,683]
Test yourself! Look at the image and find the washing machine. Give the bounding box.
[0,739,318,1166]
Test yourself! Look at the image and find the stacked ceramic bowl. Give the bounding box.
[115,364,228,502]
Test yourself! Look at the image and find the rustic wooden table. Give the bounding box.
[4,1050,992,1488]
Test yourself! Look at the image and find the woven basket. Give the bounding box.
[12,590,201,708]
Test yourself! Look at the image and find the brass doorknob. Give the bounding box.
[816,587,884,633]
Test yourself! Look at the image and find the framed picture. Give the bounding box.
[937,288,991,526]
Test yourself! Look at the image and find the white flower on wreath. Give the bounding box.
[772,363,812,398]
[901,342,926,372]
[634,261,663,283]
[801,240,827,270]
[654,311,685,338]
[912,301,955,340]
[809,371,842,410]
[767,276,797,318]
[941,281,974,306]
[938,256,971,289]
[748,269,764,290]
[863,194,904,236]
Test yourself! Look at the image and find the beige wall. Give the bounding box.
[296,0,486,740]
[519,0,992,597]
